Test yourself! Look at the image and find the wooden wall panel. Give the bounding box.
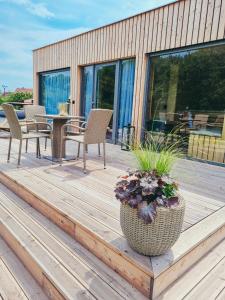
[217,0,225,39]
[170,2,179,49]
[204,0,215,42]
[186,0,197,45]
[180,0,191,47]
[160,5,169,50]
[33,0,225,141]
[156,8,164,51]
[175,1,184,48]
[165,4,174,50]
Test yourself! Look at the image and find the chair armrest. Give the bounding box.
[61,123,86,137]
[34,122,53,131]
[206,122,223,128]
[62,123,86,131]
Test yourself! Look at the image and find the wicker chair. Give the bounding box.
[2,104,52,166]
[24,105,52,152]
[60,109,113,173]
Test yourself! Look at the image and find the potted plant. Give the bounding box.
[115,136,185,256]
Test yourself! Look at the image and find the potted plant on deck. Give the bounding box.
[115,136,185,256]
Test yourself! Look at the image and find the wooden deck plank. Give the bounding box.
[0,204,98,300]
[0,237,48,300]
[0,259,29,300]
[157,238,225,300]
[184,256,225,299]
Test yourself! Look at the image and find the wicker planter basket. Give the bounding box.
[120,196,185,256]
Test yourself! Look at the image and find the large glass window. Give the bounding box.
[39,69,70,114]
[146,44,225,137]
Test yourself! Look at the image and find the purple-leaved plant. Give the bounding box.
[115,170,179,224]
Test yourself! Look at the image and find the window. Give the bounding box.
[146,44,225,137]
[39,69,70,114]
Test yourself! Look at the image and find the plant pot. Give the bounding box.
[120,196,185,256]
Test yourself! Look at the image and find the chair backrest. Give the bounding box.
[24,105,47,130]
[2,104,22,139]
[193,114,209,126]
[84,109,113,144]
[215,114,224,124]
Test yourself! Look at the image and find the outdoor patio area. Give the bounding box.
[0,136,225,299]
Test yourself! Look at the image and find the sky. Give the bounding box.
[0,0,173,92]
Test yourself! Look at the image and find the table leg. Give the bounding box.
[52,119,67,160]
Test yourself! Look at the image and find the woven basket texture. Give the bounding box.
[120,196,185,256]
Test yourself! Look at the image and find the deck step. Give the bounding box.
[0,183,146,300]
[156,237,225,300]
[0,236,48,300]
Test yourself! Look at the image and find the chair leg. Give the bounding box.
[25,139,28,153]
[77,142,80,159]
[98,143,101,157]
[36,138,39,158]
[86,144,88,153]
[83,143,87,174]
[7,137,12,162]
[50,137,53,163]
[60,139,64,165]
[17,140,22,167]
[38,138,41,158]
[103,141,106,169]
[45,137,47,150]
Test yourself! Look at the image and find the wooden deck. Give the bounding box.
[0,137,225,299]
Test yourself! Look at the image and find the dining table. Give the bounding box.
[35,114,84,161]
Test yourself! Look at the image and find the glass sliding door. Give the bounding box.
[95,64,116,140]
[81,59,135,143]
[39,69,70,114]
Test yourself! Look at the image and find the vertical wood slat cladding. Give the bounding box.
[33,0,225,140]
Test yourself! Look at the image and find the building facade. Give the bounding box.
[33,0,225,162]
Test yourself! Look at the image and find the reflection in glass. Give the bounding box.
[95,64,116,139]
[146,45,225,137]
[95,65,116,110]
[40,69,70,115]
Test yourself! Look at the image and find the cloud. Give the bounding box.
[1,0,54,18]
[0,23,89,90]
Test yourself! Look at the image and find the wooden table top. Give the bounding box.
[35,114,84,120]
